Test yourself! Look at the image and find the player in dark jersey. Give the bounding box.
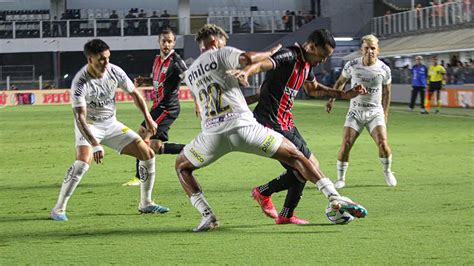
[229,29,366,224]
[123,28,188,186]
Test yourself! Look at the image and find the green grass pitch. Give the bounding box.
[0,100,473,264]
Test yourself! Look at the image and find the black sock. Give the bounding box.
[281,180,306,217]
[134,159,140,178]
[162,143,185,154]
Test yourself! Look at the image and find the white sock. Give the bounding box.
[336,160,349,181]
[380,155,392,173]
[316,178,340,198]
[54,160,89,212]
[139,158,155,207]
[190,192,213,217]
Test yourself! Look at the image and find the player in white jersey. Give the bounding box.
[50,39,169,221]
[327,34,397,188]
[175,24,368,232]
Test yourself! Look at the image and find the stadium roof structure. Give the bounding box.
[342,28,474,60]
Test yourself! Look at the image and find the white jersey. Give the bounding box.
[71,64,135,123]
[342,57,391,111]
[184,46,256,134]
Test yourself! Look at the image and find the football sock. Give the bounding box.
[162,143,185,154]
[336,160,348,181]
[281,180,306,218]
[190,192,213,217]
[54,160,89,211]
[139,158,156,206]
[316,178,340,198]
[259,170,301,196]
[379,155,392,173]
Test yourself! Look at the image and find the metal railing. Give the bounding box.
[0,15,308,39]
[372,1,472,36]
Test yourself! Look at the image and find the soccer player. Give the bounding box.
[175,24,367,232]
[229,29,367,224]
[123,28,188,186]
[427,55,446,114]
[326,34,397,189]
[50,39,168,221]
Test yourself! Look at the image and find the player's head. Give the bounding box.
[303,29,335,66]
[158,28,176,56]
[84,39,110,77]
[415,55,423,65]
[432,56,438,65]
[360,34,380,62]
[195,24,229,52]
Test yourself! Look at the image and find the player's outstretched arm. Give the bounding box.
[239,44,282,67]
[325,75,350,113]
[227,59,273,87]
[73,106,103,164]
[130,89,157,135]
[304,80,366,99]
[382,83,392,122]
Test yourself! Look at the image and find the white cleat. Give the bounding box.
[334,180,346,189]
[384,171,397,187]
[193,214,219,232]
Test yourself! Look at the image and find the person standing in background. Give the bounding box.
[410,56,428,114]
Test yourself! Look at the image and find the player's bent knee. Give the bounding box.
[149,140,162,154]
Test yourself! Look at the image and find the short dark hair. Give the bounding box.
[83,39,110,57]
[307,29,336,49]
[195,24,229,43]
[159,28,176,40]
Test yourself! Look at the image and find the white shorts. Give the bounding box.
[183,122,284,168]
[344,109,386,133]
[74,118,140,153]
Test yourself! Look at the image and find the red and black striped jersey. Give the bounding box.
[150,50,187,113]
[254,44,315,131]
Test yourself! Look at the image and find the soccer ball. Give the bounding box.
[325,207,354,225]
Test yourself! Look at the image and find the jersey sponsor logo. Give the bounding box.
[189,148,205,163]
[204,112,239,128]
[366,87,379,94]
[187,62,218,86]
[89,97,115,108]
[260,134,276,153]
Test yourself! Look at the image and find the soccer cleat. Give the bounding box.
[122,176,140,186]
[329,196,368,219]
[251,187,278,218]
[50,209,68,221]
[138,203,170,214]
[193,214,219,232]
[334,180,346,189]
[384,171,397,187]
[275,215,309,225]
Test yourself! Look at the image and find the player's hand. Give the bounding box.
[352,84,367,94]
[226,69,249,86]
[134,76,144,87]
[145,119,157,135]
[326,99,335,113]
[92,145,104,164]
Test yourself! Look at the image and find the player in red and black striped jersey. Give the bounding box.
[123,28,188,186]
[230,29,366,224]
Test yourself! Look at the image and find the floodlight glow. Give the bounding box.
[334,37,353,41]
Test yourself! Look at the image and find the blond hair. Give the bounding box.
[360,34,379,47]
[195,24,229,43]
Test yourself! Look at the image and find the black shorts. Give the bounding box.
[141,107,178,141]
[278,127,312,170]
[429,81,442,92]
